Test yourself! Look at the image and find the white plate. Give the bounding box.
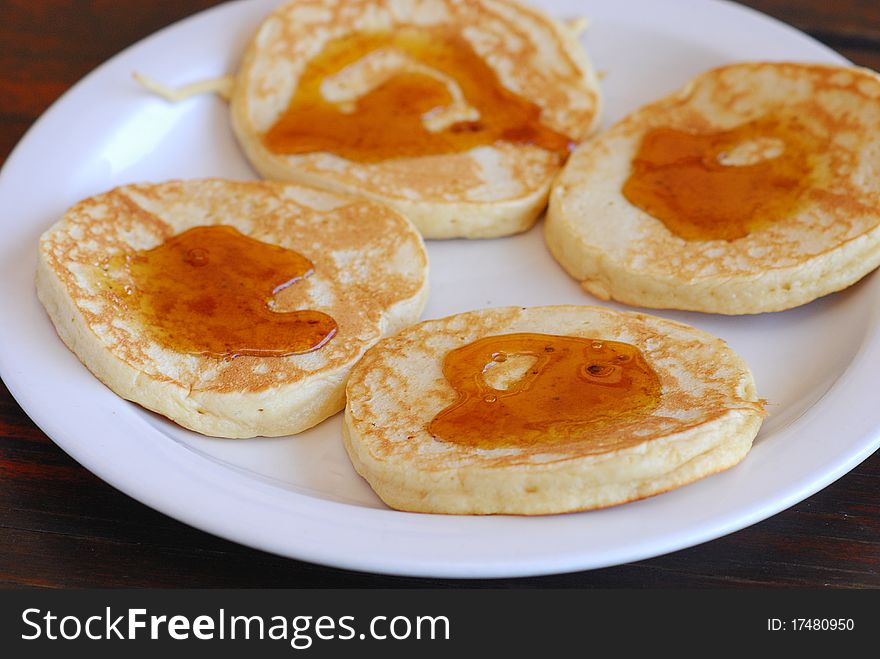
[1,0,878,578]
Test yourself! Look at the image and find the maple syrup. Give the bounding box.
[622,115,819,241]
[427,333,661,449]
[264,27,574,162]
[103,225,336,359]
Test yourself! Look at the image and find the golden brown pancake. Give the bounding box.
[344,305,764,514]
[231,0,601,238]
[546,62,880,314]
[36,179,429,438]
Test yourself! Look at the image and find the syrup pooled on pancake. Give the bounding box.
[428,333,660,448]
[264,27,574,162]
[104,225,336,359]
[623,115,820,241]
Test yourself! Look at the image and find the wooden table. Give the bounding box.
[2,0,878,588]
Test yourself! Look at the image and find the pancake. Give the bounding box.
[36,179,428,438]
[343,305,764,515]
[230,0,601,239]
[546,62,880,314]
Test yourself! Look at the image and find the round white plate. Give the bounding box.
[1,0,878,578]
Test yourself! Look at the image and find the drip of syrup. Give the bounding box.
[623,115,819,241]
[103,225,336,359]
[427,333,661,448]
[264,27,574,162]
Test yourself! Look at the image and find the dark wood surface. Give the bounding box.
[1,0,879,588]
